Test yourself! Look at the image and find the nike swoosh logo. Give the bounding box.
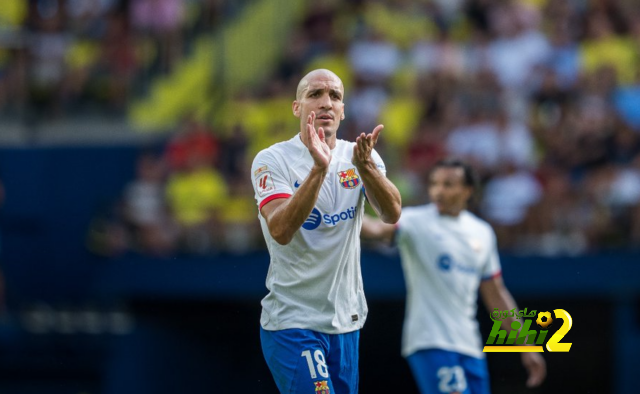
[294,180,300,188]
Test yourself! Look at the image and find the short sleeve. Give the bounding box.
[361,148,388,199]
[481,231,502,280]
[371,148,387,176]
[251,150,293,211]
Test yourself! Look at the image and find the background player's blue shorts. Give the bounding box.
[406,348,490,394]
[260,327,359,394]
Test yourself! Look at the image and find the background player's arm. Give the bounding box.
[480,276,547,388]
[260,113,331,245]
[352,126,401,224]
[360,215,396,245]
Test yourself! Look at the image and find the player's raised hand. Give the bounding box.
[521,352,546,388]
[352,124,383,170]
[307,111,331,170]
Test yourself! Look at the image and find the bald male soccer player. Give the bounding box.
[251,69,401,394]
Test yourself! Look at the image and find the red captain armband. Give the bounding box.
[259,193,291,211]
[481,270,502,281]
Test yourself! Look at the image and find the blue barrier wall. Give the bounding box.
[0,146,638,393]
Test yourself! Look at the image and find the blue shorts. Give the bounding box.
[406,349,490,394]
[260,327,360,394]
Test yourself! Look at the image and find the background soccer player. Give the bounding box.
[251,69,401,393]
[361,158,546,394]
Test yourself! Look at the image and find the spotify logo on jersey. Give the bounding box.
[302,208,323,230]
[302,207,358,230]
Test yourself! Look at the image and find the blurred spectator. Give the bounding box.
[494,108,538,168]
[96,11,139,112]
[190,0,223,33]
[165,133,227,255]
[27,0,71,118]
[219,178,261,254]
[580,10,637,85]
[481,162,543,250]
[415,72,459,126]
[122,152,178,257]
[604,155,640,246]
[130,0,185,73]
[165,116,219,171]
[0,0,28,116]
[486,0,550,90]
[219,124,249,180]
[518,169,589,256]
[431,0,465,22]
[544,22,581,89]
[446,107,528,176]
[344,76,389,137]
[405,121,447,179]
[0,46,27,117]
[410,25,465,78]
[301,1,337,61]
[609,123,640,164]
[461,25,492,77]
[347,26,401,84]
[530,67,573,133]
[613,70,640,131]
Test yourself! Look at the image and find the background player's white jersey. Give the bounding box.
[396,204,501,359]
[251,134,386,334]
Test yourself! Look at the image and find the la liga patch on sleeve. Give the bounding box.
[256,171,276,197]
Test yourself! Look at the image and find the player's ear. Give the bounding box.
[341,112,345,120]
[292,100,301,117]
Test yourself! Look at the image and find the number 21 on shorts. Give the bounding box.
[301,349,329,379]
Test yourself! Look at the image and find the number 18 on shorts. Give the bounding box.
[260,328,360,394]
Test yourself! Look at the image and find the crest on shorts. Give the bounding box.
[314,380,330,394]
[338,168,360,189]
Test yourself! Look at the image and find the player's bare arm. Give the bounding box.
[352,125,401,224]
[260,113,331,245]
[360,215,396,245]
[480,276,547,388]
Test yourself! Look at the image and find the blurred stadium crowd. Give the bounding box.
[4,0,640,257]
[0,0,247,119]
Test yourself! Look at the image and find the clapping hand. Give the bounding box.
[307,112,332,170]
[352,125,383,170]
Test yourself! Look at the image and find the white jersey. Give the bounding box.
[251,134,387,334]
[396,204,501,359]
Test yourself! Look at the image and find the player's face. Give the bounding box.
[293,73,345,141]
[428,167,472,216]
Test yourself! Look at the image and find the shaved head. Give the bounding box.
[296,69,344,100]
[292,68,346,149]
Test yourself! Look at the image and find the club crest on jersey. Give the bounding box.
[338,168,360,189]
[314,380,330,394]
